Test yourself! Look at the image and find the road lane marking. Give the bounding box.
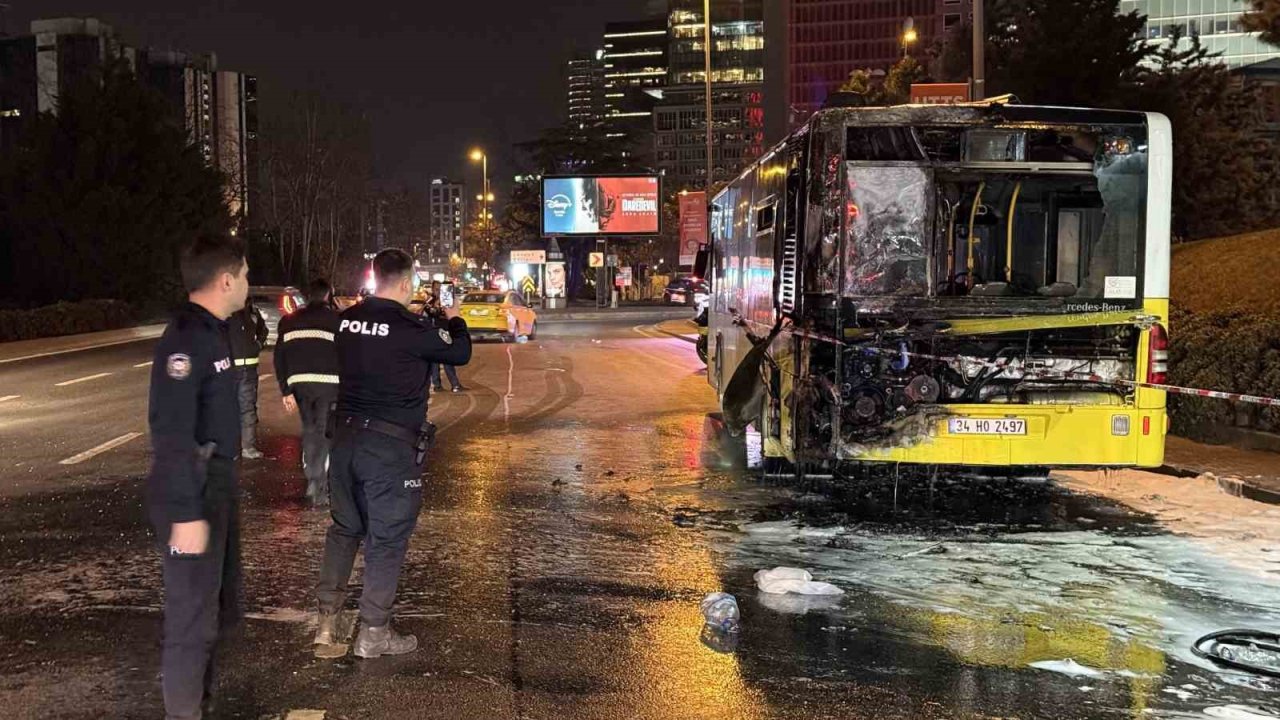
[55,372,113,387]
[134,361,153,368]
[59,432,143,465]
[503,346,516,423]
[0,395,19,403]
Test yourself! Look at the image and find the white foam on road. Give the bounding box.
[59,432,143,465]
[54,372,113,387]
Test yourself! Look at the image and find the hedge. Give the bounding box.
[0,300,137,343]
[1168,305,1280,441]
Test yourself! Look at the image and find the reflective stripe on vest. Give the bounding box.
[234,357,260,367]
[282,329,335,343]
[288,373,339,385]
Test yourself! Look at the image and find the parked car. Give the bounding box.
[663,277,709,306]
[459,290,538,341]
[248,286,305,346]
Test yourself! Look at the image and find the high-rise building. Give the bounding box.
[31,18,134,115]
[654,0,766,192]
[566,54,605,131]
[0,35,37,153]
[1,19,258,221]
[766,0,971,143]
[138,49,217,163]
[428,178,466,265]
[1121,0,1280,68]
[601,17,669,143]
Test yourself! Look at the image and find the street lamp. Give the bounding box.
[469,148,490,262]
[902,18,918,58]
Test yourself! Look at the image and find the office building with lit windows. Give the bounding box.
[654,0,766,191]
[566,55,606,132]
[764,0,971,144]
[1120,0,1280,68]
[428,178,466,265]
[601,17,668,148]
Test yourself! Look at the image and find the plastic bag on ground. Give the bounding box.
[754,566,844,596]
[700,592,741,632]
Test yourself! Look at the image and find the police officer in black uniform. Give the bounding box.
[314,249,471,658]
[274,278,341,506]
[228,297,268,458]
[146,236,249,719]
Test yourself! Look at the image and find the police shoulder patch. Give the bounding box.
[166,353,193,380]
[439,329,453,345]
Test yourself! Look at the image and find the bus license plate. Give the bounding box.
[948,418,1027,436]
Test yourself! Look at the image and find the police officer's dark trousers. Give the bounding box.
[236,364,259,449]
[159,458,241,720]
[315,430,423,627]
[296,384,339,502]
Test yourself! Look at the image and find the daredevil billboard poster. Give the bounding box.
[542,176,659,236]
[597,177,660,234]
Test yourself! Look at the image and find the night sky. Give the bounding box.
[7,0,662,188]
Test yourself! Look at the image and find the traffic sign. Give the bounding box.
[589,252,604,268]
[521,276,537,297]
[511,250,546,264]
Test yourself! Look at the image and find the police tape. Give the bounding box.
[784,329,1280,409]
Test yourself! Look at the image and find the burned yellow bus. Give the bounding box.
[706,102,1171,474]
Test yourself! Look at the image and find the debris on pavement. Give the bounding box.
[1028,659,1105,678]
[700,592,740,633]
[754,566,844,596]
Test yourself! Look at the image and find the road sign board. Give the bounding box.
[520,276,537,297]
[511,250,546,264]
[589,252,604,268]
[615,267,633,288]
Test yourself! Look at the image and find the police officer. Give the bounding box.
[314,249,472,658]
[229,296,268,458]
[146,236,249,719]
[274,278,341,506]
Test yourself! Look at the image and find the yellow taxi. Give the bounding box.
[459,290,538,341]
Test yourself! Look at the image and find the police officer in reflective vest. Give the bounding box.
[228,297,268,458]
[314,249,472,658]
[146,236,249,719]
[274,279,341,506]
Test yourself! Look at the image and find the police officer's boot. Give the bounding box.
[313,609,354,645]
[353,622,418,659]
[241,425,262,460]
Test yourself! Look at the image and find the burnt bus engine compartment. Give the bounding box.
[793,307,1140,457]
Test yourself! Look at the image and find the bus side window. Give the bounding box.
[756,204,776,232]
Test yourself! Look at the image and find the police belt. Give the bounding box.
[334,414,419,444]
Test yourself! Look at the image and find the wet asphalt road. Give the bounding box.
[1,318,1278,719]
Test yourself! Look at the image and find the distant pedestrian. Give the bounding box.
[275,279,341,506]
[425,285,467,393]
[229,296,268,458]
[145,236,249,719]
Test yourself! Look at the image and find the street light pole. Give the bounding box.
[703,0,713,194]
[972,0,985,100]
[469,148,490,265]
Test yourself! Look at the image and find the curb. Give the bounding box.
[539,311,692,324]
[1152,464,1280,506]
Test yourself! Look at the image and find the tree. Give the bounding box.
[1127,32,1280,239]
[931,0,1148,107]
[837,68,886,104]
[0,61,230,307]
[1242,0,1280,47]
[883,56,927,104]
[255,91,372,287]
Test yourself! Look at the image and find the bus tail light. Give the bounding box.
[1148,324,1169,385]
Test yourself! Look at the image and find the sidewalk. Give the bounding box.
[0,324,166,364]
[535,303,693,323]
[1163,435,1280,503]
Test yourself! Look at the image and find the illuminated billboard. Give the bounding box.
[541,175,661,237]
